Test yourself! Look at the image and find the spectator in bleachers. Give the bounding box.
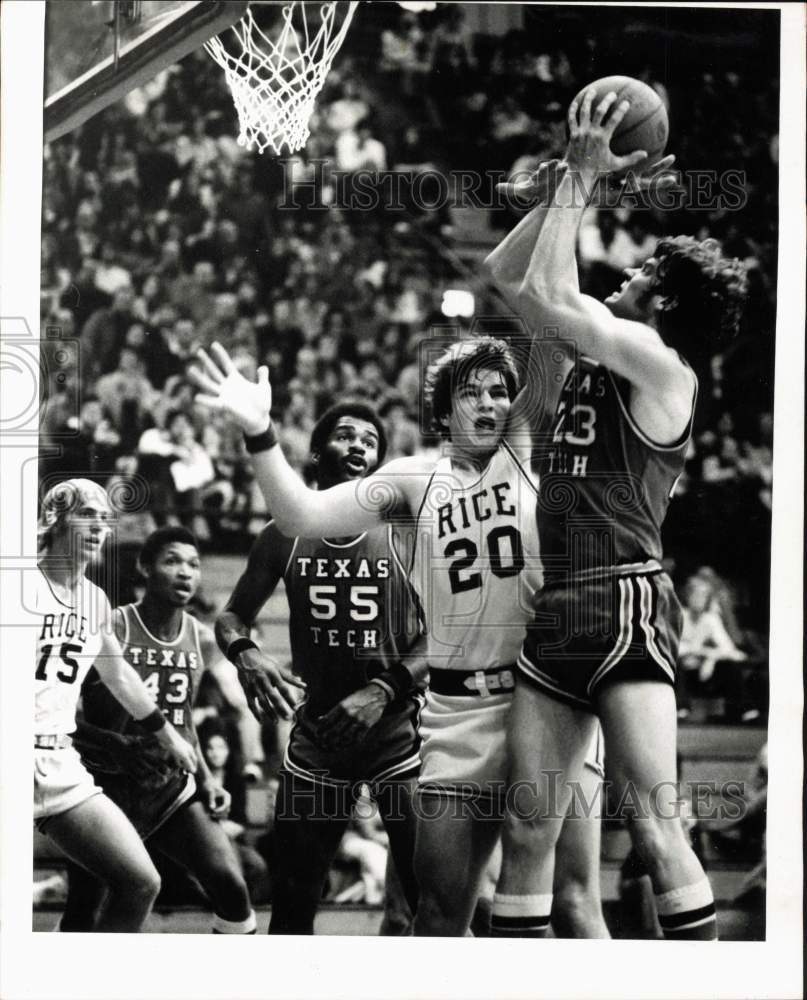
[326,78,370,135]
[198,718,271,903]
[80,283,137,382]
[94,345,156,447]
[68,397,124,477]
[138,409,215,537]
[379,10,430,94]
[677,571,761,723]
[378,392,422,460]
[427,5,476,84]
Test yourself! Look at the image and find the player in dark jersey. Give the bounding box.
[61,526,257,934]
[215,401,427,934]
[484,89,748,938]
[191,342,611,938]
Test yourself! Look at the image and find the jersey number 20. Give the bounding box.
[445,526,524,594]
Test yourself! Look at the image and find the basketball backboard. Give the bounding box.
[44,0,247,143]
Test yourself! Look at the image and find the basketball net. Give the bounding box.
[205,2,359,155]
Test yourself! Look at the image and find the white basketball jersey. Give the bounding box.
[34,568,110,735]
[409,443,542,672]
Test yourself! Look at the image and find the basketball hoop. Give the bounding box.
[205,2,359,155]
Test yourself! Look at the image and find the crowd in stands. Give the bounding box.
[39,2,773,749]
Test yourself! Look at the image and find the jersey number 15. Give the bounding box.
[35,643,82,684]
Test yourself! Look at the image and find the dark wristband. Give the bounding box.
[369,661,414,705]
[244,422,278,454]
[227,636,259,664]
[138,708,167,733]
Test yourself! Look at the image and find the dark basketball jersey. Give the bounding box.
[535,356,695,580]
[283,524,423,715]
[81,603,202,743]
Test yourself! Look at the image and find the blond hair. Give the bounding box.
[37,478,111,551]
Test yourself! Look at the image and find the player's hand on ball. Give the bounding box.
[156,723,198,773]
[566,89,649,178]
[495,158,568,206]
[205,781,232,820]
[190,342,272,437]
[315,684,389,750]
[235,648,306,722]
[609,154,681,194]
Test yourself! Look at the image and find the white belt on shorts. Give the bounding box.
[34,734,71,750]
[429,666,515,698]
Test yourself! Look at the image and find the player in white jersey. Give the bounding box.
[190,339,607,938]
[34,479,197,931]
[408,411,542,804]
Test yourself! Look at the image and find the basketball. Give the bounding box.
[571,75,669,169]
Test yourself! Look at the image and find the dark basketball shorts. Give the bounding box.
[283,696,423,792]
[518,570,682,713]
[88,765,197,839]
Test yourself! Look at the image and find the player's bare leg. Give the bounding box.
[149,800,255,932]
[494,682,597,937]
[44,794,160,932]
[268,769,352,934]
[551,762,610,938]
[374,776,419,918]
[412,800,502,936]
[596,680,717,939]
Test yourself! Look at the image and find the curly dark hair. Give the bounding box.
[138,526,198,569]
[651,236,748,352]
[309,399,388,466]
[424,337,521,437]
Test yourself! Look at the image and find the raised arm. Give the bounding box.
[485,152,675,305]
[214,522,306,722]
[480,161,579,451]
[483,159,577,305]
[515,89,694,442]
[189,344,411,538]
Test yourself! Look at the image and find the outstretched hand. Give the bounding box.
[493,152,680,210]
[610,154,681,194]
[566,88,649,178]
[189,342,272,437]
[495,158,569,206]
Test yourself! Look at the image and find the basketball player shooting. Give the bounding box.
[484,88,748,940]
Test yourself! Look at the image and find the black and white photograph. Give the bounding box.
[0,2,803,998]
